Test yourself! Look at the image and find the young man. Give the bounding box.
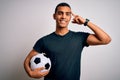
[24,2,111,80]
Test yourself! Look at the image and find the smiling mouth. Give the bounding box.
[60,20,67,24]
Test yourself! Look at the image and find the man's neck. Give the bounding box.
[55,27,69,36]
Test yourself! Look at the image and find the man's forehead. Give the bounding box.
[57,6,71,12]
[57,10,71,13]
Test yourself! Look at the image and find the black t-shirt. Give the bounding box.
[33,30,89,80]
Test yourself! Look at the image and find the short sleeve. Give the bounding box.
[82,32,90,47]
[33,38,44,53]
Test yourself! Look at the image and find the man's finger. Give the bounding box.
[35,67,44,71]
[39,70,49,77]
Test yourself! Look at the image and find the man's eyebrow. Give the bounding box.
[66,12,71,14]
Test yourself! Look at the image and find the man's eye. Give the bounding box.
[57,12,63,15]
[66,13,71,16]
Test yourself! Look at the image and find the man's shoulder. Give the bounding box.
[41,32,55,40]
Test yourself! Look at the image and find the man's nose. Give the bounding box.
[61,13,66,18]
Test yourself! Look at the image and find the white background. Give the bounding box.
[0,0,119,80]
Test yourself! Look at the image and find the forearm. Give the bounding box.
[24,50,37,77]
[24,58,31,77]
[87,21,111,44]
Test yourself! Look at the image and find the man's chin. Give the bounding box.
[59,24,68,28]
[59,26,67,28]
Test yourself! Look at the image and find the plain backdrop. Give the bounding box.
[0,0,119,80]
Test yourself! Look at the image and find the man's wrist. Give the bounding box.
[84,19,90,26]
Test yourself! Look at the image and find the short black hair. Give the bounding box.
[55,2,71,13]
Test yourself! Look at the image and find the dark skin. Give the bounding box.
[24,6,111,78]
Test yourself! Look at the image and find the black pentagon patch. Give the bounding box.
[45,63,50,69]
[34,57,41,64]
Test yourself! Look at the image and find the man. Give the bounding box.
[24,2,111,80]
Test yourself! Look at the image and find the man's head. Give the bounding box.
[53,2,72,28]
[54,2,71,14]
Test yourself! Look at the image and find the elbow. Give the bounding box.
[107,37,112,44]
[102,36,112,45]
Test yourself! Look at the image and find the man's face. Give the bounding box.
[54,6,71,28]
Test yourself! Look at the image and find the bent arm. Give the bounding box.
[86,21,111,45]
[71,13,111,45]
[24,50,38,77]
[24,49,49,78]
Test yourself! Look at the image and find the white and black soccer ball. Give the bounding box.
[30,53,51,72]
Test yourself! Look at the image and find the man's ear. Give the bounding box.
[53,14,56,20]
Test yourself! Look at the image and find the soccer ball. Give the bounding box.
[30,53,51,72]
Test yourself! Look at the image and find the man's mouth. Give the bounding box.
[60,20,67,24]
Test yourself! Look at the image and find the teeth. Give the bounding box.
[61,20,66,23]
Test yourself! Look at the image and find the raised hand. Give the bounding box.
[71,12,85,25]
